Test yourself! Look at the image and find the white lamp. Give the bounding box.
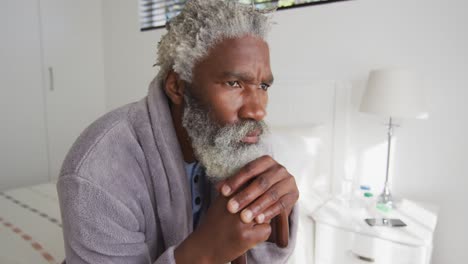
[360,68,428,208]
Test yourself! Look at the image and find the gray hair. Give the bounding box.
[156,0,274,83]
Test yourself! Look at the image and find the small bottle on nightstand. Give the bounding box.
[350,185,373,209]
[363,191,381,219]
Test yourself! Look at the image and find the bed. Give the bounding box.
[0,183,64,264]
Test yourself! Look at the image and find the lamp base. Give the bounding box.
[378,186,394,209]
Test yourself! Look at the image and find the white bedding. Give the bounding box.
[0,183,64,264]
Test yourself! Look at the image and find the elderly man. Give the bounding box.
[57,0,299,263]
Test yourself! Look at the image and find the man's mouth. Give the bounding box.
[241,129,261,144]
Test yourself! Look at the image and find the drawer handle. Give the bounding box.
[350,250,375,262]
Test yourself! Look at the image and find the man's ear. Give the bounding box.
[163,70,185,105]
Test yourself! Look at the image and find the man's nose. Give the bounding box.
[238,88,266,121]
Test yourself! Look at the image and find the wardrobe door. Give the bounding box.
[0,0,50,190]
[39,0,106,179]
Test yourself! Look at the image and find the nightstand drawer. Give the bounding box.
[315,223,429,264]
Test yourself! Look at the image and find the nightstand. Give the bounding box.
[311,198,438,264]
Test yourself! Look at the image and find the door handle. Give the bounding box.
[48,67,54,91]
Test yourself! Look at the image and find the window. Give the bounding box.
[139,0,350,31]
[139,0,187,31]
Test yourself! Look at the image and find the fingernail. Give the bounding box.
[242,210,253,222]
[221,185,231,196]
[228,200,239,213]
[256,214,265,224]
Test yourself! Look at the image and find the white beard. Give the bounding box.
[181,93,269,181]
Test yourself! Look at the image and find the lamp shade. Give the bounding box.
[360,68,428,119]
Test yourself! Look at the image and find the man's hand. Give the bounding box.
[218,155,299,224]
[175,194,271,264]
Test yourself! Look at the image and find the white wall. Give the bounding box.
[101,0,468,263]
[102,0,164,110]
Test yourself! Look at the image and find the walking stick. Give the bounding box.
[232,211,289,264]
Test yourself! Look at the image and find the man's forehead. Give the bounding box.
[194,35,272,75]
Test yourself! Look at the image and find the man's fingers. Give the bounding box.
[220,155,275,197]
[248,223,272,246]
[238,176,295,223]
[227,166,287,215]
[215,180,226,193]
[257,192,299,224]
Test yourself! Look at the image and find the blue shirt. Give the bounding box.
[184,162,205,229]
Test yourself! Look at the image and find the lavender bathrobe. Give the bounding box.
[57,77,298,263]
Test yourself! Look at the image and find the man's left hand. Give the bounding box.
[217,155,299,224]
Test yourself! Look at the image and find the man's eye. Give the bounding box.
[260,83,270,91]
[226,81,241,88]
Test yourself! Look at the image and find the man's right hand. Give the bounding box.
[174,194,272,264]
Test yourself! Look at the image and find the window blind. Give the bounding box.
[139,0,187,30]
[139,0,350,31]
